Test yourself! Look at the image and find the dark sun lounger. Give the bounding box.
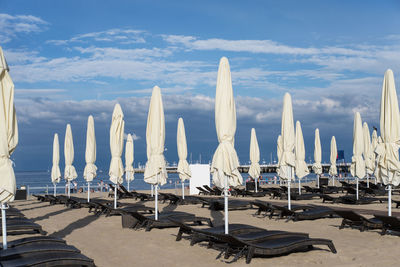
[335,210,382,231]
[122,210,213,231]
[0,243,81,261]
[4,236,66,249]
[373,214,400,235]
[0,218,46,236]
[0,251,95,267]
[172,221,336,264]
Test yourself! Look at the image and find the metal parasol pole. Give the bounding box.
[224,175,229,234]
[114,183,118,209]
[1,204,7,249]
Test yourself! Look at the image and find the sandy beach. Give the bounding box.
[8,186,400,267]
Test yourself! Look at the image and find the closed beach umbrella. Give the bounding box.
[211,57,243,234]
[51,133,61,196]
[350,112,365,200]
[329,136,338,185]
[295,121,309,194]
[280,93,295,210]
[277,135,282,179]
[371,129,378,166]
[375,69,400,216]
[312,129,322,187]
[177,118,191,199]
[363,122,373,187]
[371,129,378,184]
[84,115,97,202]
[374,136,383,179]
[248,128,260,192]
[144,86,168,219]
[0,47,18,249]
[125,134,135,191]
[109,104,125,209]
[64,124,77,198]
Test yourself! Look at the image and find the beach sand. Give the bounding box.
[8,187,400,267]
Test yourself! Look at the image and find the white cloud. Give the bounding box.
[74,46,173,59]
[4,49,46,65]
[15,88,66,94]
[162,35,372,57]
[0,14,48,43]
[47,28,146,45]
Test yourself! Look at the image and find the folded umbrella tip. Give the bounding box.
[152,85,161,94]
[112,103,124,117]
[219,57,230,68]
[385,69,393,76]
[283,92,292,106]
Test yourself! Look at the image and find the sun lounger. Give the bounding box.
[250,200,272,216]
[291,206,335,221]
[0,218,46,236]
[33,194,60,205]
[172,220,308,244]
[231,188,266,197]
[0,251,95,267]
[196,187,211,195]
[0,243,81,260]
[320,194,340,203]
[88,200,122,216]
[268,205,333,221]
[341,195,383,205]
[289,193,318,200]
[117,185,154,201]
[392,199,400,208]
[344,187,359,195]
[172,221,335,264]
[268,204,310,219]
[159,193,202,205]
[116,184,136,199]
[207,199,253,211]
[320,194,382,205]
[280,186,298,194]
[216,233,336,263]
[363,187,386,196]
[0,210,25,219]
[373,214,400,235]
[302,186,318,193]
[108,184,126,199]
[4,236,66,248]
[340,181,354,187]
[107,204,155,217]
[194,196,218,208]
[132,190,154,201]
[324,186,342,194]
[267,188,287,199]
[335,210,382,231]
[121,210,213,231]
[203,185,222,196]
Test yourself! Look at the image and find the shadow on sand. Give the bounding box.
[19,204,53,212]
[31,208,73,222]
[14,201,43,207]
[210,209,224,226]
[162,202,178,213]
[49,214,99,239]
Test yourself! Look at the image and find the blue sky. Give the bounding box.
[1,0,400,171]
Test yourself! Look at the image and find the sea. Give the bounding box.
[15,170,323,195]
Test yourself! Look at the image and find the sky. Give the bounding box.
[1,0,400,171]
